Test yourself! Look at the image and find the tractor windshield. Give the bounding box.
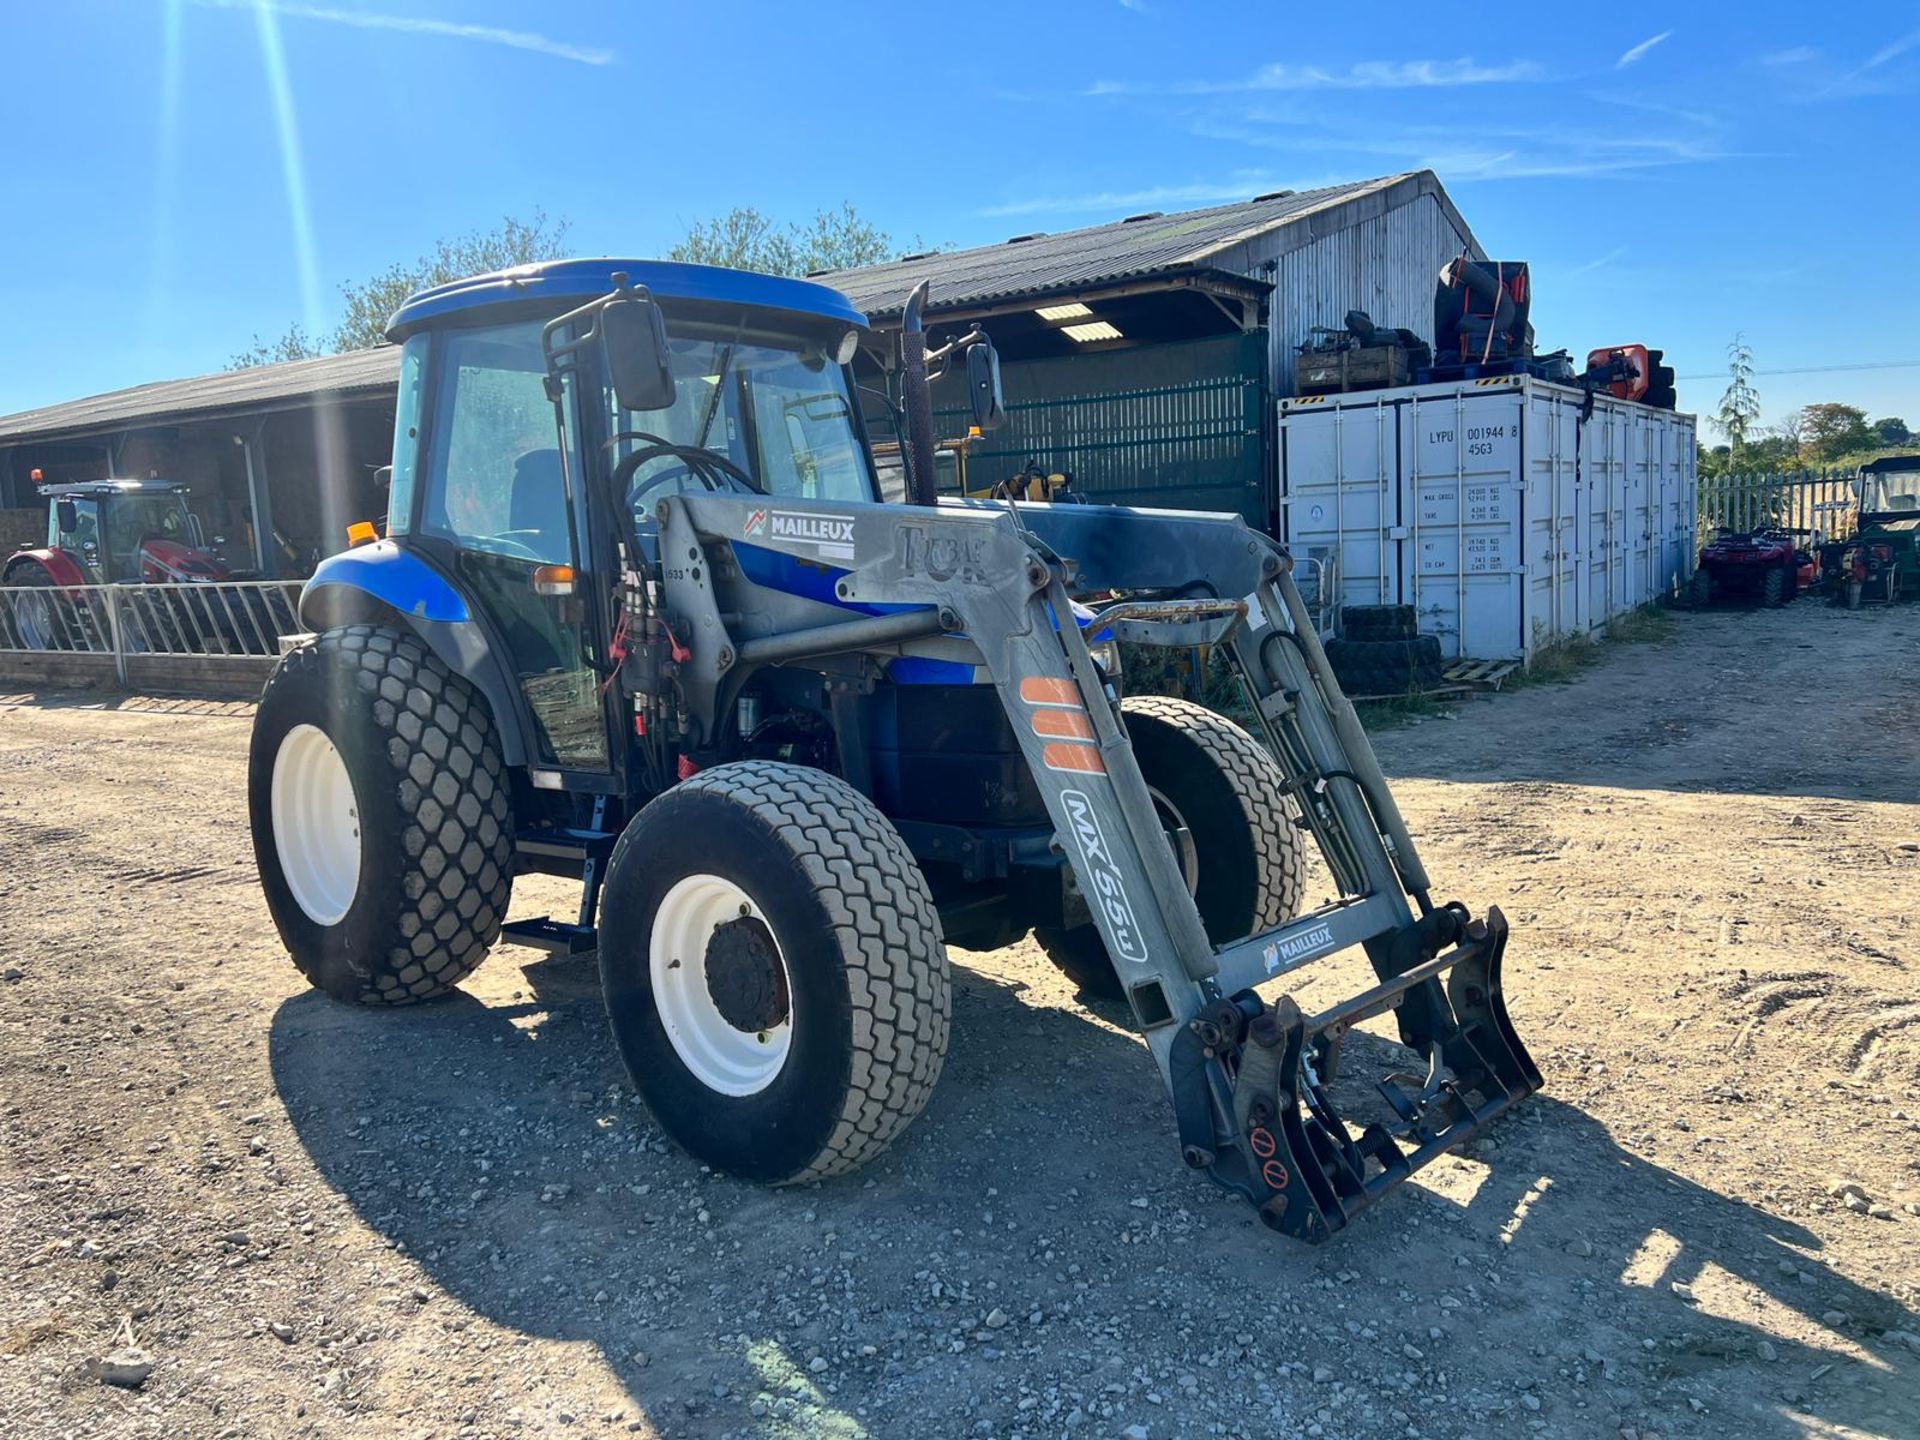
[603,323,874,512]
[102,492,194,578]
[1861,468,1920,515]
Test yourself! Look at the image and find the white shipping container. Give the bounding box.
[1278,376,1697,664]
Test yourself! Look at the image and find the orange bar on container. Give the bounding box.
[1020,676,1082,707]
[1042,741,1106,775]
[1032,707,1095,740]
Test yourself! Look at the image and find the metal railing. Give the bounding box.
[0,580,303,680]
[1697,468,1860,546]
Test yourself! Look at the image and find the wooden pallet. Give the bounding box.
[1442,659,1521,690]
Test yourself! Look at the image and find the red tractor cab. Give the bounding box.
[2,479,230,590]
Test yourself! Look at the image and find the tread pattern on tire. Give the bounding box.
[1324,634,1445,694]
[1111,695,1307,929]
[1341,604,1418,642]
[267,626,512,1004]
[649,761,950,1181]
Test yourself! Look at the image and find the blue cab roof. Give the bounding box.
[386,258,868,340]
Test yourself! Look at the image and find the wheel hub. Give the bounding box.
[704,915,790,1033]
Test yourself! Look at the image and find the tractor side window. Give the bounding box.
[64,500,102,572]
[421,322,572,564]
[386,335,428,536]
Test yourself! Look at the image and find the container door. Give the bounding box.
[1583,400,1630,628]
[1523,387,1581,655]
[1406,385,1527,660]
[1624,408,1655,607]
[1278,394,1401,622]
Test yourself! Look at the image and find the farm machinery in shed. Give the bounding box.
[248,258,1539,1242]
[1,477,291,652]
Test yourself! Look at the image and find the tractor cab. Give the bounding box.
[37,480,225,585]
[1823,455,1920,607]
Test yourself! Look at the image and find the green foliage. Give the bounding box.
[229,211,571,369]
[1799,402,1876,462]
[1873,416,1911,446]
[667,203,922,277]
[1712,335,1762,459]
[227,323,324,369]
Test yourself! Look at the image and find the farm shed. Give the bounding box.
[0,349,399,577]
[825,169,1482,527]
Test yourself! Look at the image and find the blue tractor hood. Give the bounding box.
[386,258,869,341]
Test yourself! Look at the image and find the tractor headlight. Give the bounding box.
[1089,638,1121,679]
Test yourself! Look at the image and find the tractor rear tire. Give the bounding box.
[249,625,513,1005]
[598,761,949,1185]
[1689,568,1714,610]
[1763,565,1788,608]
[1340,604,1418,642]
[3,563,71,651]
[1036,697,1306,1000]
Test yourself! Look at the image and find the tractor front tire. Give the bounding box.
[598,762,949,1185]
[249,626,513,1005]
[1036,696,1306,1000]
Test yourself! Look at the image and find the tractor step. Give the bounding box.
[500,916,598,955]
[513,825,620,862]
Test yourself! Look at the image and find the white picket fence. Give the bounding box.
[1697,469,1860,546]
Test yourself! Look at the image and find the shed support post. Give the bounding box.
[240,420,278,579]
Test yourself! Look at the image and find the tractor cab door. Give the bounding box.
[56,497,107,582]
[415,322,617,780]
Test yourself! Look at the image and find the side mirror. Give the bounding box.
[55,498,77,535]
[602,291,676,412]
[966,340,1007,432]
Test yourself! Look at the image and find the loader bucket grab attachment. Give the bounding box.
[1172,906,1540,1241]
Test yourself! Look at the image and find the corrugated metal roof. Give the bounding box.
[0,346,400,445]
[820,173,1420,318]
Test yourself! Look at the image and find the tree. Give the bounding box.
[669,202,914,278]
[1799,402,1875,461]
[1712,334,1761,463]
[1874,416,1911,446]
[230,211,571,368]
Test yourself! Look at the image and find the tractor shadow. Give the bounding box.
[269,952,1919,1438]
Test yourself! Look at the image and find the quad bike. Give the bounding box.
[248,260,1539,1242]
[1689,526,1817,609]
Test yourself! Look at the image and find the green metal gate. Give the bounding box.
[932,332,1267,524]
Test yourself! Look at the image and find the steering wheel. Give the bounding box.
[606,432,762,512]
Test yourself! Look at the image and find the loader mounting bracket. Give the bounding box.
[1170,906,1540,1242]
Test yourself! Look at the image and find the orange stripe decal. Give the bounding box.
[1020,676,1082,708]
[1032,708,1095,740]
[1042,741,1106,775]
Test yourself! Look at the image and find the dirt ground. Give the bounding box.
[2,601,1918,1440]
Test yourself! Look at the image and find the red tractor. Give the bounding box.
[2,479,286,652]
[1689,526,1818,609]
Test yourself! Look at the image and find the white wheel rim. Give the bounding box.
[271,723,363,926]
[649,873,793,1096]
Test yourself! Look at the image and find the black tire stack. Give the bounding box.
[1326,606,1444,695]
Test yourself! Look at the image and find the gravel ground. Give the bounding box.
[2,601,1918,1440]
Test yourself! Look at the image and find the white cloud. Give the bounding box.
[979,177,1335,218]
[1866,27,1920,69]
[1761,46,1819,67]
[187,0,615,66]
[1616,31,1671,69]
[1087,56,1542,97]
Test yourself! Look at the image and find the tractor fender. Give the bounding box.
[300,543,532,767]
[5,548,88,591]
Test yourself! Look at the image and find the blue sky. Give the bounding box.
[1,1,1915,433]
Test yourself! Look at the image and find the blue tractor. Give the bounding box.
[248,260,1537,1240]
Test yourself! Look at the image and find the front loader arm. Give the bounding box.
[661,492,1540,1241]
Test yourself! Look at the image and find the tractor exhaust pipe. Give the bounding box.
[899,280,939,508]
